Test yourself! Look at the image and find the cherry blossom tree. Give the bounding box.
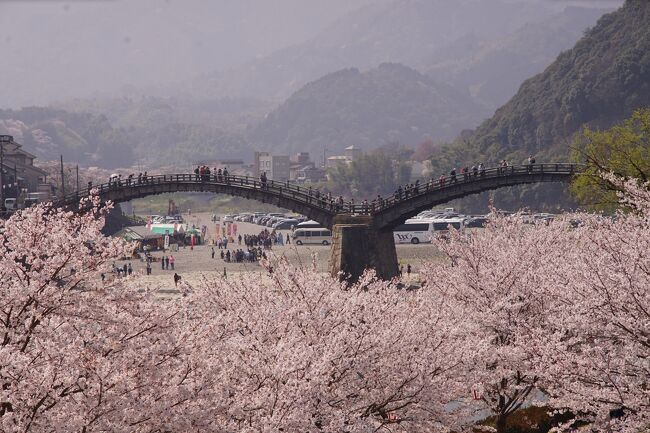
[538,176,650,433]
[0,198,219,432]
[1,196,469,432]
[420,175,650,433]
[187,263,464,432]
[419,215,569,433]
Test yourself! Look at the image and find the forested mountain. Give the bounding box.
[466,0,650,164]
[249,63,488,157]
[433,0,650,211]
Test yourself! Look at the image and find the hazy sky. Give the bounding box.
[0,0,375,107]
[0,0,622,108]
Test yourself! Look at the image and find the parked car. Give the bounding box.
[223,214,235,223]
[296,220,323,229]
[273,219,299,230]
[464,216,489,228]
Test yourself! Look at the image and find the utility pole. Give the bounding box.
[323,148,328,169]
[76,165,79,193]
[60,155,65,198]
[14,163,17,200]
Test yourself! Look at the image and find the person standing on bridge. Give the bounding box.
[500,159,509,174]
[527,155,536,173]
[223,168,229,183]
[478,163,485,177]
[450,168,457,183]
[260,171,268,189]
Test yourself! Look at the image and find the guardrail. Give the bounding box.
[52,163,584,217]
[365,163,583,214]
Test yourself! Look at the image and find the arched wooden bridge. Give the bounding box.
[57,163,583,281]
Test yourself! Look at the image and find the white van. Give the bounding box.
[292,228,332,245]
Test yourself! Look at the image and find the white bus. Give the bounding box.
[393,220,434,244]
[393,218,464,244]
[292,228,332,245]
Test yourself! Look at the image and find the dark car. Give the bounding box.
[465,216,489,228]
[273,219,299,230]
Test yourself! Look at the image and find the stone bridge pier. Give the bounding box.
[329,215,399,282]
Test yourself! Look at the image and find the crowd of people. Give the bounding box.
[194,165,231,183]
[218,247,267,263]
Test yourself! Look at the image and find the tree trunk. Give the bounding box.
[496,414,507,433]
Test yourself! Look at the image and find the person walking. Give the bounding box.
[161,255,166,270]
[173,273,181,287]
[407,264,412,277]
[211,247,215,259]
[146,260,152,275]
[169,255,175,270]
[260,171,268,189]
[127,263,132,276]
[286,233,291,244]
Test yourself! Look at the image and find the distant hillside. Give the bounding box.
[0,104,252,169]
[464,0,650,164]
[422,6,609,108]
[189,0,557,101]
[249,63,489,157]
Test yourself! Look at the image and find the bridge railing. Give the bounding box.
[57,163,583,216]
[346,163,583,214]
[59,173,341,213]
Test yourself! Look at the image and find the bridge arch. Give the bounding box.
[57,174,338,229]
[371,163,582,230]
